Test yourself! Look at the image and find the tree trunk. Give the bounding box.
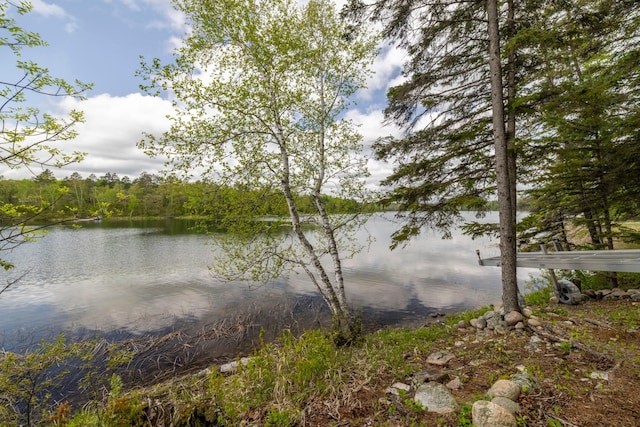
[311,74,353,340]
[487,0,520,313]
[506,0,517,224]
[278,142,352,338]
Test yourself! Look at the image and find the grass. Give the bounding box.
[59,323,454,426]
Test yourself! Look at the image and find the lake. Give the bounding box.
[0,212,539,352]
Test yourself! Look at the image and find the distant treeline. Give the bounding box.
[483,199,533,212]
[0,170,375,221]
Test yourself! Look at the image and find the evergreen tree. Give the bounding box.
[518,0,640,254]
[345,0,523,311]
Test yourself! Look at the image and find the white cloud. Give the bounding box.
[30,93,175,180]
[162,7,187,31]
[29,0,78,34]
[347,107,402,147]
[118,0,143,12]
[114,0,186,32]
[107,0,186,53]
[2,88,397,185]
[343,106,404,189]
[365,44,406,98]
[63,21,78,34]
[29,0,68,18]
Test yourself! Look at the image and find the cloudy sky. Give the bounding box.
[2,0,406,185]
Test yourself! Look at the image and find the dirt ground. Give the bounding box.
[310,299,640,426]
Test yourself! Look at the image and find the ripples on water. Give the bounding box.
[0,213,539,351]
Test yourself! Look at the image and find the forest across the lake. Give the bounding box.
[0,171,376,221]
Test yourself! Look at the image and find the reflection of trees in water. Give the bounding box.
[105,295,327,384]
[45,294,331,407]
[20,289,485,409]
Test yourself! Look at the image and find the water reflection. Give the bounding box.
[0,213,538,350]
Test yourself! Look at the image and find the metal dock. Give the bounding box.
[477,249,640,273]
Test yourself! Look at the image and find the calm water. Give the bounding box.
[0,213,538,351]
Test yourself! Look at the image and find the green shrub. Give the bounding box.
[0,335,92,426]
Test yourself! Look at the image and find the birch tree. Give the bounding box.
[139,0,377,341]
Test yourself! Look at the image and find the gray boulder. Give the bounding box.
[510,371,541,394]
[491,396,520,414]
[472,400,517,427]
[554,279,582,305]
[488,379,521,401]
[426,350,455,366]
[414,382,457,414]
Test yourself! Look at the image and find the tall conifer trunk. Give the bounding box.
[487,0,519,313]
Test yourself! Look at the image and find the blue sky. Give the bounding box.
[14,0,183,95]
[2,0,404,184]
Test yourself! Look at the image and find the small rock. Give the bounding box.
[504,310,524,326]
[510,372,541,394]
[427,351,455,366]
[196,367,212,378]
[414,382,457,414]
[522,307,533,318]
[446,376,463,390]
[385,382,411,395]
[627,288,640,295]
[456,320,468,329]
[486,320,502,331]
[476,317,488,329]
[550,296,559,304]
[514,321,525,330]
[393,382,411,391]
[492,396,520,414]
[219,357,251,374]
[412,368,447,383]
[632,293,640,301]
[526,335,543,347]
[488,379,521,401]
[484,310,501,321]
[612,290,629,299]
[494,325,507,334]
[528,318,542,327]
[484,311,505,330]
[472,400,517,427]
[590,371,609,381]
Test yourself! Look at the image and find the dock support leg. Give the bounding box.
[540,244,561,296]
[541,243,582,304]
